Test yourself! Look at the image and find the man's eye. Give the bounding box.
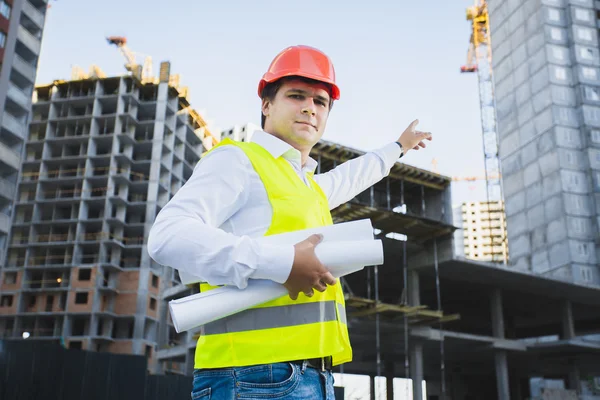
[290,94,303,99]
[316,101,326,107]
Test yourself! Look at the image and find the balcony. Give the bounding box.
[1,112,26,140]
[0,212,10,234]
[22,1,45,30]
[17,26,41,55]
[0,141,21,170]
[7,83,31,112]
[0,178,16,201]
[12,54,36,84]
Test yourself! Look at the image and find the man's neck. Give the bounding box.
[264,130,311,166]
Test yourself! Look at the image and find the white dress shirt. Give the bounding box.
[147,130,402,289]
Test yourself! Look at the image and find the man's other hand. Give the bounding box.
[284,234,337,300]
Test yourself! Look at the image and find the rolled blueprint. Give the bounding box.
[177,218,376,285]
[169,239,383,333]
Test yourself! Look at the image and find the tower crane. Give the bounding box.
[461,0,503,204]
[461,0,508,264]
[106,36,154,83]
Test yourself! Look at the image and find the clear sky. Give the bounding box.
[36,0,488,205]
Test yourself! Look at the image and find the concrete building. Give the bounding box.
[220,122,260,143]
[454,200,509,263]
[488,0,600,284]
[0,70,217,373]
[0,0,47,267]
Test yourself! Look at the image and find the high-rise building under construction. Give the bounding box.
[0,69,217,372]
[0,0,47,267]
[488,0,600,284]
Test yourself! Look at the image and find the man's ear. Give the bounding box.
[261,98,270,118]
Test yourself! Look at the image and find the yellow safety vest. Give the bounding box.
[194,138,352,369]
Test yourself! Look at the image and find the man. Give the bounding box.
[147,45,432,399]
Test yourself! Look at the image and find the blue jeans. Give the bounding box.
[191,361,335,399]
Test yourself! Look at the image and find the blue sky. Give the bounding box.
[36,0,487,204]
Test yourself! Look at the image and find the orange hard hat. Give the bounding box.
[258,45,340,100]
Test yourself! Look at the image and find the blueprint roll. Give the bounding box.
[177,218,376,285]
[169,239,383,333]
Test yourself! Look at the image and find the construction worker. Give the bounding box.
[147,45,432,399]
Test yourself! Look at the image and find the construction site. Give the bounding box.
[0,0,599,399]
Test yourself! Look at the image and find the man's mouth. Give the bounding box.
[296,121,316,129]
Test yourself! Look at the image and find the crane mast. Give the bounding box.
[462,0,503,204]
[461,0,508,264]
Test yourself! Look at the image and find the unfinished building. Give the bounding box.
[0,69,218,372]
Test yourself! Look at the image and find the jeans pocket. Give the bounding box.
[191,387,211,400]
[236,363,299,398]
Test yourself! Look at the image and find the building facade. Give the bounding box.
[0,0,47,266]
[0,71,215,373]
[489,0,600,284]
[454,200,509,262]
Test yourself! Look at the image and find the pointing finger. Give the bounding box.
[409,119,419,130]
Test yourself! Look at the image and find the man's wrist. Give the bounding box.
[395,141,405,158]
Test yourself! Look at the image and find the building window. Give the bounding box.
[555,67,567,80]
[582,67,597,80]
[580,47,594,60]
[550,27,563,41]
[78,269,91,281]
[584,86,600,101]
[578,243,588,256]
[552,46,565,60]
[575,8,591,22]
[576,27,593,41]
[3,272,16,284]
[0,295,13,307]
[149,297,156,310]
[0,31,5,48]
[548,8,560,22]
[591,130,600,143]
[581,267,593,282]
[151,274,158,288]
[0,1,10,20]
[75,292,88,304]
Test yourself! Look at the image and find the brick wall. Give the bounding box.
[114,293,137,315]
[109,340,133,354]
[118,271,139,291]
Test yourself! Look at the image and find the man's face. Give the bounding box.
[262,79,331,151]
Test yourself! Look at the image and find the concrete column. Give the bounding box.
[410,342,424,400]
[386,362,394,400]
[490,288,505,338]
[491,289,510,400]
[561,300,575,340]
[495,351,510,400]
[370,375,376,400]
[408,270,420,306]
[567,364,581,394]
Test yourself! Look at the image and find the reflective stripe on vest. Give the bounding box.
[194,139,353,369]
[203,301,347,335]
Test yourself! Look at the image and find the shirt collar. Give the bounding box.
[250,130,319,174]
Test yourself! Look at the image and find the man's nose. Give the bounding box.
[302,102,316,116]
